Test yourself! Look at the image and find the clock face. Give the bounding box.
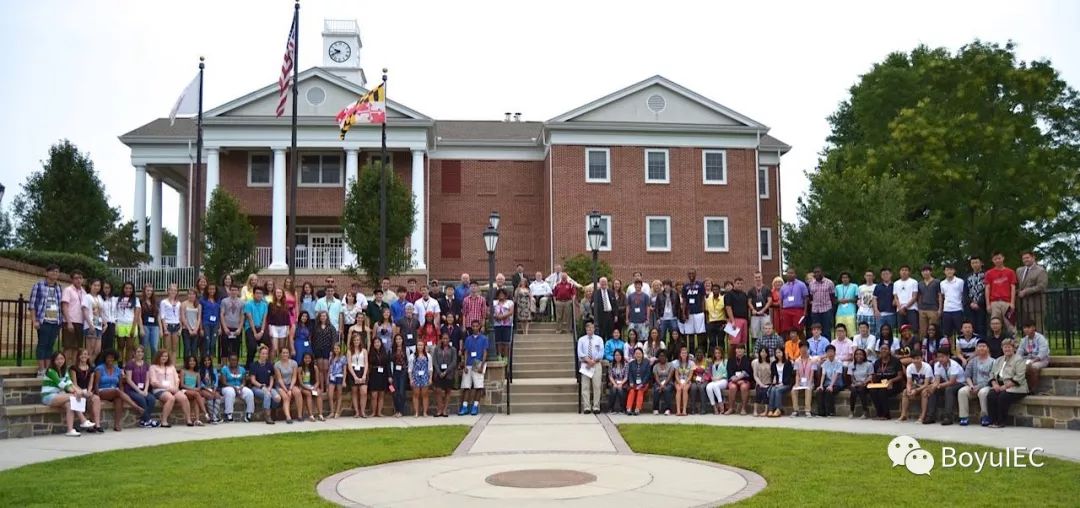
[329,41,351,63]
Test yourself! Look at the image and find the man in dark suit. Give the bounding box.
[592,277,619,339]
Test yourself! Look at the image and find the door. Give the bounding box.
[309,234,344,270]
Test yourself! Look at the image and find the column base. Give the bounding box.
[268,262,289,270]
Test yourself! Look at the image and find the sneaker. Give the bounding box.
[470,404,479,416]
[37,369,46,379]
[941,417,953,426]
[286,419,294,424]
[243,413,253,423]
[583,409,592,415]
[65,429,81,437]
[225,415,234,423]
[958,417,969,426]
[458,404,468,416]
[149,419,161,428]
[137,420,149,428]
[81,420,96,429]
[264,414,275,425]
[653,410,659,415]
[790,411,799,417]
[980,415,991,427]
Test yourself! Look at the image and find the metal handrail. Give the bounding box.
[571,296,581,414]
[506,322,514,415]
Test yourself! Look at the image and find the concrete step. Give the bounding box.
[513,344,572,354]
[511,391,580,404]
[510,352,574,362]
[510,379,578,394]
[0,367,38,379]
[514,368,573,379]
[1051,356,1080,367]
[1042,367,1080,379]
[1,377,42,389]
[512,360,568,371]
[513,335,570,343]
[507,401,580,413]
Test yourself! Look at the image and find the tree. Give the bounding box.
[562,253,613,288]
[0,207,15,250]
[342,161,417,286]
[103,220,152,267]
[141,218,178,261]
[13,140,119,257]
[203,187,259,282]
[788,41,1080,279]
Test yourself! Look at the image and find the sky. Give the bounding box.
[2,0,1078,241]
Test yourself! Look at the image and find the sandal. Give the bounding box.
[160,423,172,428]
[307,415,316,422]
[317,414,326,421]
[186,421,194,427]
[194,420,204,426]
[113,426,122,432]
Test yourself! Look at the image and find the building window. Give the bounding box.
[702,150,727,185]
[299,154,343,186]
[646,216,671,252]
[645,149,669,184]
[703,216,729,252]
[441,160,462,194]
[585,214,612,251]
[758,166,769,198]
[441,223,461,259]
[585,148,610,183]
[248,153,271,187]
[760,227,773,260]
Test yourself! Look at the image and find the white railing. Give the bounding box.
[324,19,360,33]
[160,255,177,269]
[253,245,346,270]
[253,247,272,268]
[110,266,199,292]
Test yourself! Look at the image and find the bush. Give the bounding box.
[0,248,118,286]
[562,253,613,288]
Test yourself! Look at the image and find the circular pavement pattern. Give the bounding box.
[318,453,766,507]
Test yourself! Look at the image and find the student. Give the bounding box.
[894,265,920,335]
[174,355,206,426]
[139,284,160,360]
[984,317,1011,358]
[852,322,878,365]
[916,265,942,336]
[390,334,410,417]
[651,350,675,415]
[724,344,752,415]
[940,264,965,337]
[834,272,858,336]
[293,311,313,360]
[248,346,281,424]
[848,348,873,418]
[159,283,182,361]
[267,287,293,357]
[767,349,794,417]
[30,264,66,378]
[986,339,1028,428]
[1018,320,1050,392]
[60,272,87,364]
[220,353,254,423]
[311,310,338,388]
[705,284,727,352]
[200,284,222,359]
[149,350,193,427]
[958,341,995,426]
[831,324,855,368]
[69,349,102,432]
[604,328,628,363]
[624,348,650,415]
[783,329,802,366]
[790,342,814,417]
[672,347,695,416]
[327,343,346,419]
[410,341,433,417]
[124,346,158,427]
[923,323,945,359]
[492,289,515,360]
[755,321,783,360]
[601,349,627,414]
[868,344,904,420]
[899,353,934,423]
[955,321,982,363]
[95,350,139,431]
[299,282,318,322]
[219,285,245,361]
[926,349,965,425]
[855,270,878,334]
[243,287,270,368]
[112,282,140,363]
[197,355,223,424]
[815,345,844,417]
[42,352,89,436]
[806,324,829,363]
[690,350,710,415]
[644,328,665,364]
[985,252,1017,333]
[178,288,201,360]
[345,331,368,418]
[367,335,391,418]
[654,280,682,343]
[418,315,440,350]
[751,347,773,417]
[432,333,458,417]
[82,280,106,361]
[342,292,361,340]
[298,352,323,422]
[896,324,919,366]
[704,347,729,414]
[274,348,301,424]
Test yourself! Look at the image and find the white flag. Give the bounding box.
[169,73,200,126]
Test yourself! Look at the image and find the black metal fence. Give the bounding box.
[1,296,32,365]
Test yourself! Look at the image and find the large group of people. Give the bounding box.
[26,250,1054,435]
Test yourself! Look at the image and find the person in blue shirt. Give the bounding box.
[603,328,628,363]
[455,274,471,303]
[806,323,830,362]
[458,320,488,416]
[873,268,898,337]
[815,345,845,417]
[243,287,270,369]
[390,289,408,323]
[293,311,313,360]
[199,284,222,359]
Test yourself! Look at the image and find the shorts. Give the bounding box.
[116,323,134,337]
[434,376,454,390]
[755,386,769,404]
[152,389,170,399]
[83,326,101,338]
[314,348,331,360]
[329,375,344,386]
[494,326,512,344]
[683,313,706,334]
[460,365,484,389]
[61,323,83,350]
[269,325,290,339]
[166,323,181,334]
[42,393,58,405]
[347,368,366,387]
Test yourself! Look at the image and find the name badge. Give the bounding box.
[147,317,156,323]
[470,352,478,358]
[755,302,763,308]
[395,365,402,371]
[440,364,448,370]
[377,367,384,373]
[303,341,310,347]
[688,298,696,305]
[312,389,319,397]
[635,308,641,313]
[209,316,217,322]
[137,382,145,390]
[695,376,703,382]
[636,378,642,385]
[407,334,413,340]
[800,377,808,386]
[786,296,795,303]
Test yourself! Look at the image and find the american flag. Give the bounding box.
[276,16,297,117]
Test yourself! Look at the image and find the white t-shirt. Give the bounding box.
[626,284,653,297]
[160,298,182,325]
[115,297,139,325]
[893,278,918,311]
[939,277,964,313]
[906,362,933,386]
[417,297,442,325]
[82,293,105,331]
[856,284,876,317]
[932,359,965,383]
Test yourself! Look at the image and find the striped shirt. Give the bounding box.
[461,295,487,329]
[41,368,72,398]
[30,280,65,325]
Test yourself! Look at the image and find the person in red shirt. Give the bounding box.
[984,251,1017,333]
[404,278,424,304]
[419,314,440,348]
[552,274,577,334]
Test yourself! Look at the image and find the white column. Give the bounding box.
[269,148,288,269]
[149,176,163,269]
[342,149,359,268]
[410,149,426,269]
[205,148,220,208]
[176,192,188,268]
[134,165,147,249]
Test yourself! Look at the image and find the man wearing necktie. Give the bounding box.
[1016,251,1048,332]
[593,277,618,340]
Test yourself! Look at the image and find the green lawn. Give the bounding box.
[619,425,1080,507]
[0,426,469,507]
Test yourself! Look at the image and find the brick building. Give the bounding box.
[121,20,789,285]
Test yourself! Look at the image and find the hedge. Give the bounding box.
[0,248,118,286]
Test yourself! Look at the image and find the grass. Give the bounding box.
[619,425,1080,507]
[0,426,469,507]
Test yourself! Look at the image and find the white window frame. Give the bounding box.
[645,215,671,252]
[247,152,272,187]
[584,148,611,183]
[644,149,669,184]
[584,214,612,252]
[703,216,730,253]
[702,149,728,185]
[760,227,773,260]
[298,152,344,187]
[758,165,770,198]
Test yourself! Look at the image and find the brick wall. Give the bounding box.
[0,258,71,301]
[759,163,782,278]
[549,145,763,283]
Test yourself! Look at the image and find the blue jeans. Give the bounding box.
[251,387,277,410]
[182,329,199,360]
[202,323,219,358]
[877,314,897,337]
[658,318,679,342]
[768,384,791,410]
[941,311,963,337]
[899,309,919,334]
[810,311,834,339]
[127,389,156,422]
[142,324,160,360]
[392,367,408,414]
[36,322,60,360]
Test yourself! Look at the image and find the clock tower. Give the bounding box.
[322,19,366,86]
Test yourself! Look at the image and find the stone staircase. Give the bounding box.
[508,321,579,413]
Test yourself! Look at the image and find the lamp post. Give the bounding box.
[587,210,605,290]
[483,217,500,359]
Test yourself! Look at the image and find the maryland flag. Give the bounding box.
[336,84,386,139]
